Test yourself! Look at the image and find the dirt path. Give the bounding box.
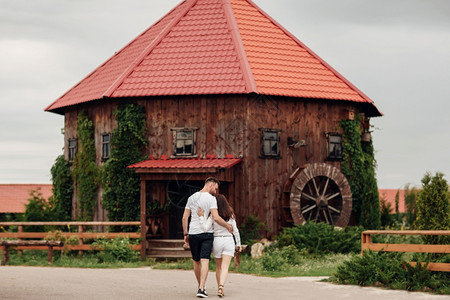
[0,266,448,299]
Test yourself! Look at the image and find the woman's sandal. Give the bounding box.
[218,285,224,298]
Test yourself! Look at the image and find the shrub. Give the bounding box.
[334,250,450,293]
[275,222,363,254]
[92,237,139,263]
[261,245,300,272]
[239,215,269,245]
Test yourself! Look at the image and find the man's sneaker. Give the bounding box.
[196,289,208,298]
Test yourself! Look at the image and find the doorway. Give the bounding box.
[166,179,203,239]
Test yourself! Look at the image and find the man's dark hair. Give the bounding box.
[205,177,220,186]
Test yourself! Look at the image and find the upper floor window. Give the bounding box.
[102,133,111,161]
[260,128,281,158]
[68,138,77,162]
[327,133,343,161]
[171,128,197,156]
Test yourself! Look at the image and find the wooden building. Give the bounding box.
[45,0,381,243]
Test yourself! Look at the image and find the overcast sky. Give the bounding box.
[1,0,449,189]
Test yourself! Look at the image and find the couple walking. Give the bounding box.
[182,177,242,298]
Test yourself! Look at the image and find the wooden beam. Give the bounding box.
[0,232,141,239]
[0,221,140,227]
[407,262,450,272]
[365,243,450,253]
[363,230,450,236]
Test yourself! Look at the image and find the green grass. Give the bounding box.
[1,249,348,277]
[234,253,353,277]
[151,253,352,277]
[1,250,155,269]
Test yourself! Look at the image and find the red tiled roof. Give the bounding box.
[379,189,406,213]
[46,0,381,117]
[0,184,53,213]
[128,155,242,172]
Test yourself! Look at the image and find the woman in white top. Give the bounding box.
[198,194,241,298]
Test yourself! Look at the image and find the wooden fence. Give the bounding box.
[0,221,142,252]
[361,230,450,272]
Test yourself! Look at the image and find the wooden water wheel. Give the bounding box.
[289,163,352,227]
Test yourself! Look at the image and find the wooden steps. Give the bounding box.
[146,239,191,258]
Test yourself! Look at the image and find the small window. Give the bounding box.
[102,133,111,161]
[171,128,197,156]
[68,138,77,162]
[260,128,281,158]
[327,133,343,161]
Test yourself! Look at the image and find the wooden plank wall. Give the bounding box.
[64,95,363,233]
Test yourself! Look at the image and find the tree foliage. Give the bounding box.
[340,117,381,229]
[24,189,53,232]
[416,172,450,244]
[404,184,418,226]
[50,155,73,221]
[102,103,147,223]
[72,111,101,220]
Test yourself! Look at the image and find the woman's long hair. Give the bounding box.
[216,194,234,222]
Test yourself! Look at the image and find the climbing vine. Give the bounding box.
[50,155,73,221]
[340,116,381,229]
[72,111,101,221]
[102,103,147,224]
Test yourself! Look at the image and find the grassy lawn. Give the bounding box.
[1,249,350,277]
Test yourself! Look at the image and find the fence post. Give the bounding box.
[18,225,24,255]
[78,225,84,255]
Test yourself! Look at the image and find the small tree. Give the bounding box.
[24,189,53,232]
[404,184,418,226]
[415,172,450,244]
[380,195,393,228]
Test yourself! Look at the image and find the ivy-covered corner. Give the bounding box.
[340,115,381,229]
[72,111,101,221]
[102,103,148,225]
[50,155,73,221]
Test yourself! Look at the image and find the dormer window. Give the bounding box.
[171,128,197,156]
[102,133,111,161]
[327,133,343,161]
[68,138,77,162]
[260,128,281,158]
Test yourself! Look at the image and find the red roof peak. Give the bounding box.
[46,0,381,117]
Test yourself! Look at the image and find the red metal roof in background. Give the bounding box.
[46,0,381,117]
[128,155,242,171]
[378,189,406,213]
[0,184,52,213]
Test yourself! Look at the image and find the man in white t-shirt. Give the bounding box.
[182,177,233,298]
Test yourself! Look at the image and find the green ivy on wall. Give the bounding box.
[340,116,381,229]
[72,111,101,221]
[50,155,73,221]
[102,103,147,224]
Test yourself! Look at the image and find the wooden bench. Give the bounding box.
[1,240,63,265]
